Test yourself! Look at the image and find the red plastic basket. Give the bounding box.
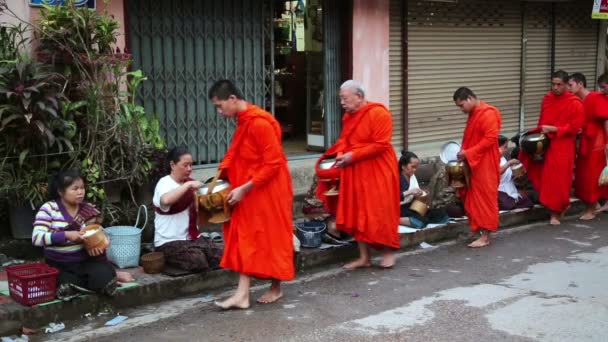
[6,262,59,306]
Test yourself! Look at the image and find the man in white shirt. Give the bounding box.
[498,136,534,211]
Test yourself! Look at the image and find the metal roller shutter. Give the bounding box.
[523,1,552,131]
[554,0,599,89]
[389,0,404,149]
[407,0,522,148]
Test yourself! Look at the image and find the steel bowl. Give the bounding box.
[198,179,231,195]
[520,133,549,160]
[318,158,337,170]
[440,141,461,164]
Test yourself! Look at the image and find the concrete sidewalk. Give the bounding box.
[0,200,587,336]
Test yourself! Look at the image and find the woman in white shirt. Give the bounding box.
[153,146,222,272]
[399,151,428,228]
[498,136,533,211]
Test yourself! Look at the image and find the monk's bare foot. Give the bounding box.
[579,210,596,221]
[549,214,561,225]
[379,252,396,269]
[257,288,283,304]
[595,204,608,214]
[116,271,134,283]
[466,231,478,241]
[214,294,250,310]
[343,258,371,270]
[467,235,490,248]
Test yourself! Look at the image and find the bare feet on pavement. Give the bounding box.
[379,252,396,268]
[343,258,371,270]
[579,210,596,221]
[467,232,490,248]
[214,294,250,310]
[257,288,283,304]
[550,213,561,225]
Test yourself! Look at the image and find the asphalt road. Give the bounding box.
[45,215,608,342]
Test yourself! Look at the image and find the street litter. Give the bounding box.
[1,335,29,342]
[420,242,434,249]
[44,323,65,334]
[201,294,214,303]
[104,315,128,326]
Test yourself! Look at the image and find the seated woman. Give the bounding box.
[32,170,118,300]
[498,135,534,211]
[399,151,428,229]
[153,146,222,272]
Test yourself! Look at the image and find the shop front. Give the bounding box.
[126,0,348,165]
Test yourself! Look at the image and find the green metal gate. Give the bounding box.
[127,0,271,164]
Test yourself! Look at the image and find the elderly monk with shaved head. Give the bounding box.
[316,80,400,270]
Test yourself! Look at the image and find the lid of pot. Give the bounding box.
[198,179,230,195]
[440,141,461,164]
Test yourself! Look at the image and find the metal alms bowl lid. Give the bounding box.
[319,158,337,170]
[198,179,231,195]
[446,160,463,167]
[521,132,545,142]
[440,141,461,164]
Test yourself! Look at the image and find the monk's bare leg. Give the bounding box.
[257,279,283,304]
[344,242,371,270]
[468,230,490,248]
[380,248,396,268]
[550,212,561,225]
[580,203,597,220]
[215,274,251,310]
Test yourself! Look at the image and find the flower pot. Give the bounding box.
[9,205,36,240]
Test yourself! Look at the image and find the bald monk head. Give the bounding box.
[208,79,248,118]
[453,87,480,114]
[339,80,367,113]
[551,70,569,96]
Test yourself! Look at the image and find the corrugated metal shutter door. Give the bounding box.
[407,0,522,148]
[555,1,599,88]
[523,2,551,131]
[389,0,403,149]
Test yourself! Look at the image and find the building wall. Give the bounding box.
[351,0,390,105]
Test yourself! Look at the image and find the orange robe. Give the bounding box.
[218,104,295,281]
[459,101,501,232]
[519,92,584,212]
[318,102,400,249]
[575,92,608,204]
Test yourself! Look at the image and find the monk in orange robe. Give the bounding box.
[208,80,294,309]
[317,80,400,270]
[453,87,501,248]
[573,72,608,219]
[519,70,585,225]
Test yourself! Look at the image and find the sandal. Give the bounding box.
[209,232,223,244]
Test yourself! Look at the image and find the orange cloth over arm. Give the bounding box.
[219,104,295,281]
[334,103,400,249]
[459,102,501,232]
[575,92,608,204]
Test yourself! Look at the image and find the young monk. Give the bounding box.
[453,87,501,248]
[573,72,608,220]
[520,70,585,225]
[208,80,294,309]
[317,80,400,269]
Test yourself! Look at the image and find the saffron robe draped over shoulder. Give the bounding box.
[218,104,295,281]
[575,92,608,204]
[519,92,585,212]
[459,101,502,232]
[320,102,400,249]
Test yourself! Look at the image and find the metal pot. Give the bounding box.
[198,179,231,195]
[520,132,549,161]
[410,191,429,216]
[446,160,468,189]
[318,158,337,170]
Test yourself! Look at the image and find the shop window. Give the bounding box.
[270,0,325,156]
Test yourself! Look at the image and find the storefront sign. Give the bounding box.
[592,0,608,19]
[29,0,95,9]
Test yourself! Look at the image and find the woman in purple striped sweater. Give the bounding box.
[32,170,117,299]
